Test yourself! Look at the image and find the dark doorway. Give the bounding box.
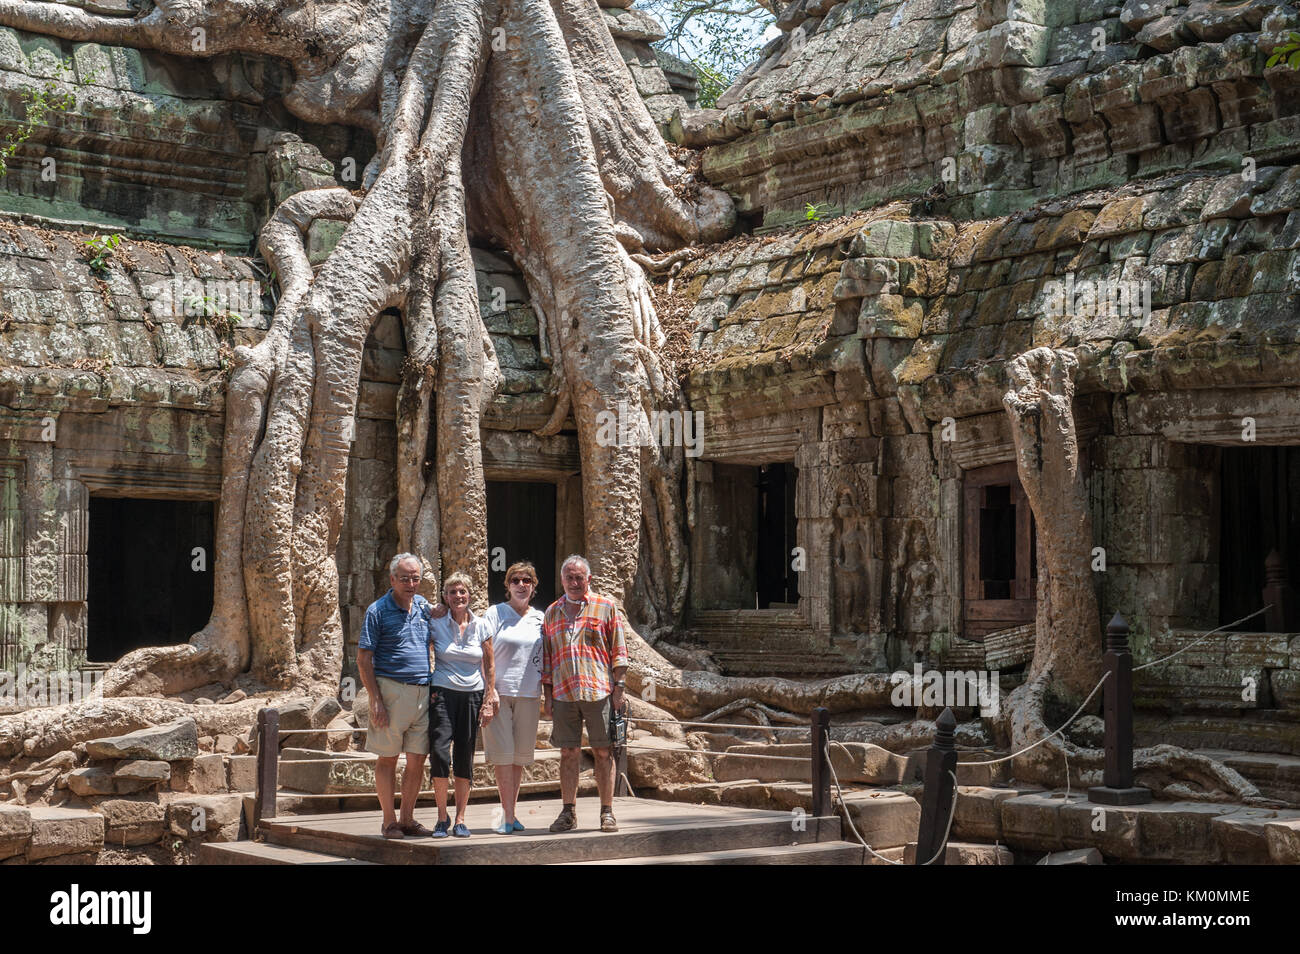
[756,463,799,608]
[1220,446,1300,630]
[87,497,215,663]
[486,481,557,608]
[962,462,1036,640]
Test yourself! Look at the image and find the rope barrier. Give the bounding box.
[622,746,810,763]
[825,739,900,865]
[957,671,1110,768]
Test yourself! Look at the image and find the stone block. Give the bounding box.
[167,795,245,843]
[0,803,32,860]
[227,755,257,793]
[66,766,117,797]
[1037,846,1103,864]
[113,760,171,784]
[905,841,1014,865]
[96,799,166,847]
[953,786,1022,841]
[170,753,228,794]
[841,792,920,849]
[26,806,104,861]
[85,718,198,761]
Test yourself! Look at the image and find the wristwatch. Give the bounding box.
[614,680,626,688]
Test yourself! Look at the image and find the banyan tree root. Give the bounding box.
[0,0,732,699]
[995,347,1261,802]
[999,675,1264,803]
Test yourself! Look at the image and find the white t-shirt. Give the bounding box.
[429,610,487,691]
[482,602,544,698]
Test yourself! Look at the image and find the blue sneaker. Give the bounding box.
[494,821,513,835]
[512,819,525,832]
[452,822,472,838]
[432,818,451,838]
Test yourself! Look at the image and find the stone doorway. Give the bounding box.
[756,463,798,608]
[962,462,1036,640]
[86,497,215,663]
[1220,446,1300,632]
[486,480,557,608]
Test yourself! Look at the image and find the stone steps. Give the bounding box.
[1195,749,1300,806]
[201,797,849,865]
[561,840,865,864]
[198,841,377,865]
[1136,712,1300,757]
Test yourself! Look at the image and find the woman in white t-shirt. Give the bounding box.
[480,561,546,834]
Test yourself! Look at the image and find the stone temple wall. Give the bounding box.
[671,0,1300,718]
[677,0,1300,228]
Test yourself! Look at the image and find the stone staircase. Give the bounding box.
[199,797,858,865]
[687,609,860,677]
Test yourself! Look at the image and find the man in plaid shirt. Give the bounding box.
[542,554,628,832]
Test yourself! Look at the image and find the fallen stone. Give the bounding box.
[213,734,240,755]
[198,736,216,753]
[113,760,171,784]
[325,717,354,752]
[0,803,32,860]
[85,719,199,761]
[96,799,166,847]
[219,689,247,705]
[194,698,215,707]
[26,806,105,861]
[1037,847,1103,865]
[167,795,244,842]
[66,766,116,797]
[841,791,921,850]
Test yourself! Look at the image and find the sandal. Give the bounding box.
[382,821,405,839]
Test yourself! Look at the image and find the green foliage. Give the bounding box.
[182,295,243,335]
[1266,32,1300,69]
[804,202,831,222]
[642,0,776,110]
[84,233,122,275]
[0,58,93,177]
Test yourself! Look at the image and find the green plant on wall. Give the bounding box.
[182,294,243,335]
[84,232,122,275]
[0,58,95,177]
[805,201,832,222]
[1266,32,1300,68]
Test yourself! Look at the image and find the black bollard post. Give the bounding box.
[1088,613,1151,805]
[254,707,280,824]
[915,707,957,865]
[811,707,831,818]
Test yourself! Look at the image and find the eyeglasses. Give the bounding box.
[395,575,421,583]
[508,578,534,585]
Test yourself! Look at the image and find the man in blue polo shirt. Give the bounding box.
[358,552,435,839]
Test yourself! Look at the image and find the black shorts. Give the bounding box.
[428,686,483,780]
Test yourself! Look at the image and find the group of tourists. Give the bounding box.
[355,551,628,840]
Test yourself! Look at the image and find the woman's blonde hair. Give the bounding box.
[442,571,473,598]
[504,561,538,587]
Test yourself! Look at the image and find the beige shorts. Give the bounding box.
[483,695,541,766]
[365,677,430,757]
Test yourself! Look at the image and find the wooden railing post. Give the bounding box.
[915,707,957,865]
[254,707,280,824]
[1088,613,1151,805]
[810,707,831,817]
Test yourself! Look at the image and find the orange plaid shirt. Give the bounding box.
[541,592,628,702]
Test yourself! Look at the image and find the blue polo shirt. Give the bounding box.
[359,590,431,684]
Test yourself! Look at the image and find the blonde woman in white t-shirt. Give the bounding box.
[480,561,546,834]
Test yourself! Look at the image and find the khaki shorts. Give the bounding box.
[365,677,430,757]
[483,695,541,766]
[551,696,612,750]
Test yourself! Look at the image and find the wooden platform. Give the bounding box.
[200,797,853,865]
